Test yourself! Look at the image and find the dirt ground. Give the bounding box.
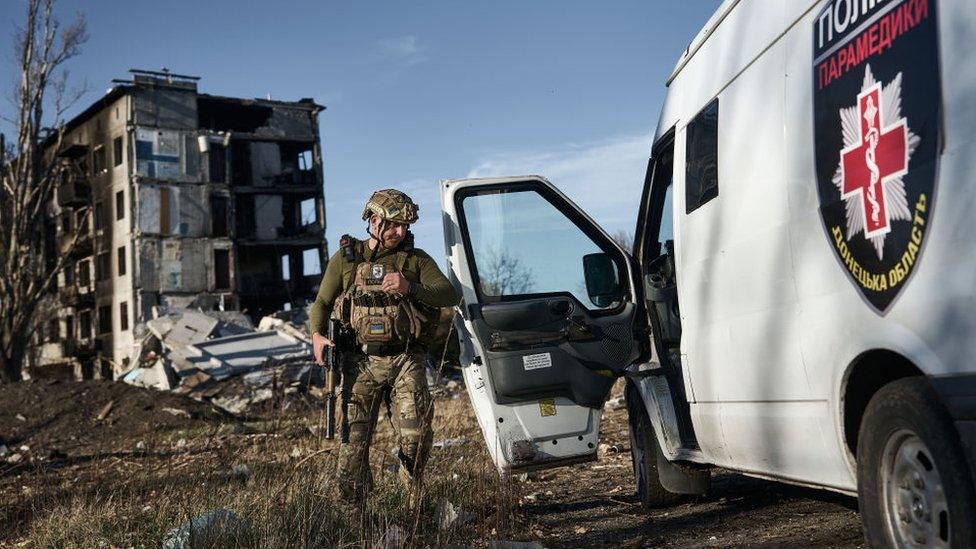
[0,378,866,547]
[521,381,865,548]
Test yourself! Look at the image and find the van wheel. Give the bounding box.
[626,383,682,508]
[857,377,976,547]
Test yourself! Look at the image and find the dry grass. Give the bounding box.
[6,394,532,547]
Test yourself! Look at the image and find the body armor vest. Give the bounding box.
[331,237,440,352]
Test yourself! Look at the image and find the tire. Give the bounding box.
[626,382,683,508]
[857,377,976,548]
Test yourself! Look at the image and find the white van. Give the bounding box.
[440,0,975,545]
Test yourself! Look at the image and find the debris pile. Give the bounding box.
[122,307,320,416]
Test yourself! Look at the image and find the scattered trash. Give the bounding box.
[574,526,588,534]
[432,437,468,449]
[18,445,29,452]
[161,508,241,549]
[0,445,9,457]
[95,400,115,421]
[6,453,23,464]
[15,413,27,422]
[436,498,459,530]
[162,407,191,418]
[135,441,146,452]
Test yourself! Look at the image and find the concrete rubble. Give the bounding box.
[119,305,461,417]
[120,306,320,415]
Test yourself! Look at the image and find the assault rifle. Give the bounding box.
[323,319,349,441]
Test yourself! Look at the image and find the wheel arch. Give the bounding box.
[841,348,925,461]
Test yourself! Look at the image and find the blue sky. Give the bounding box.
[1,1,719,266]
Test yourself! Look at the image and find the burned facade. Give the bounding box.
[41,69,327,379]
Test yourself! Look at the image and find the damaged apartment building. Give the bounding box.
[41,69,327,379]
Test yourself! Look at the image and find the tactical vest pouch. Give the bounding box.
[345,262,415,347]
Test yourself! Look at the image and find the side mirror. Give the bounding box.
[583,253,623,307]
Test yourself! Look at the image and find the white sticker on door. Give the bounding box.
[522,353,552,371]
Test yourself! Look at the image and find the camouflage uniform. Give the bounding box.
[308,189,459,501]
[336,349,433,499]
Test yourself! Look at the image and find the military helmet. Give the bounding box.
[361,189,419,224]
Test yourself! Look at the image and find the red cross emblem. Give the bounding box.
[839,83,909,238]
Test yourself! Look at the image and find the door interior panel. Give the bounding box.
[471,299,639,408]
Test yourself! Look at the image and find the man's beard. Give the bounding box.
[382,236,403,248]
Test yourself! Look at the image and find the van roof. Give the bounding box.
[667,0,741,86]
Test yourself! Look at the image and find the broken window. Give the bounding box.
[299,149,313,171]
[231,141,251,185]
[79,260,91,286]
[96,252,110,281]
[278,142,315,185]
[235,195,255,238]
[113,136,123,167]
[49,319,60,342]
[66,315,75,340]
[97,305,111,334]
[61,212,72,233]
[117,246,126,276]
[79,310,92,339]
[94,201,106,230]
[300,198,317,226]
[214,249,231,290]
[120,302,129,331]
[64,261,74,285]
[116,190,125,220]
[197,97,272,133]
[211,195,229,237]
[209,144,227,183]
[302,248,321,276]
[281,254,291,281]
[92,145,106,175]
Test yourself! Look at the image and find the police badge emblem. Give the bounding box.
[813,0,940,314]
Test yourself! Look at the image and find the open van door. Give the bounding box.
[441,176,642,472]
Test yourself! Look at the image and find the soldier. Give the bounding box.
[309,189,460,502]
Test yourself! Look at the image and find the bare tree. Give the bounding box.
[0,0,87,383]
[611,229,634,253]
[479,247,535,296]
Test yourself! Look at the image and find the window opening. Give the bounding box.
[117,246,126,276]
[97,305,111,334]
[461,187,622,309]
[96,252,110,281]
[94,201,105,230]
[281,254,291,281]
[120,302,129,331]
[685,98,719,214]
[302,248,321,276]
[92,145,106,175]
[211,195,229,237]
[115,190,125,220]
[113,136,123,167]
[214,249,231,290]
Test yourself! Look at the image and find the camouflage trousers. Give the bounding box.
[336,349,433,501]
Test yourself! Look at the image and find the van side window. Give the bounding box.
[685,98,719,213]
[648,140,675,259]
